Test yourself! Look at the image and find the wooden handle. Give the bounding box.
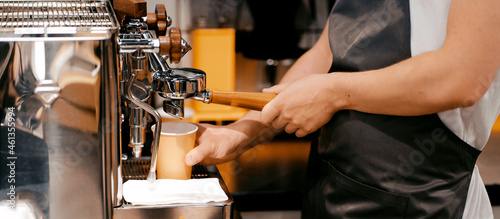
[209,90,276,111]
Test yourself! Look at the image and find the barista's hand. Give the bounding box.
[185,119,276,166]
[262,82,290,94]
[184,123,245,166]
[261,73,341,137]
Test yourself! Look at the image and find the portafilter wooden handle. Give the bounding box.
[208,90,276,111]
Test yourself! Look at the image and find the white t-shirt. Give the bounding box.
[410,1,499,218]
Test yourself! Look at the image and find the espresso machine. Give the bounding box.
[0,0,275,218]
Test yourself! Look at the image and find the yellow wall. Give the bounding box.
[190,28,247,123]
[493,117,500,132]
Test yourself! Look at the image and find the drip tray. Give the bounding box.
[122,157,209,182]
[116,156,233,219]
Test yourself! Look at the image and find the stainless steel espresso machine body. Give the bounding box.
[0,0,233,218]
[0,1,121,218]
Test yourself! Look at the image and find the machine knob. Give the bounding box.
[159,27,183,63]
[169,28,182,63]
[147,4,171,35]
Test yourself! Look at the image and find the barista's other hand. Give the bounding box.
[184,119,274,166]
[184,123,244,166]
[261,74,340,137]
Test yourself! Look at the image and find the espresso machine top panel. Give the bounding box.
[0,0,119,41]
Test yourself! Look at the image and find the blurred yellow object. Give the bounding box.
[191,28,247,123]
[492,117,500,132]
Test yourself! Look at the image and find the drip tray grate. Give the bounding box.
[122,157,209,182]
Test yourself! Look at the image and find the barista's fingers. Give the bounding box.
[260,101,280,125]
[284,123,299,134]
[262,83,288,94]
[185,143,213,166]
[295,128,310,138]
[272,115,288,130]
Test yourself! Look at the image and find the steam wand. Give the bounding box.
[126,72,161,183]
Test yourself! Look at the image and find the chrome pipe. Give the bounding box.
[125,72,161,183]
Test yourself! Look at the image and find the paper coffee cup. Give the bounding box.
[152,122,198,180]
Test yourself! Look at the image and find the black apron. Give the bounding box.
[301,1,481,218]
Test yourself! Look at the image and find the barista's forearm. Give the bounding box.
[331,48,498,116]
[329,51,463,116]
[232,111,282,146]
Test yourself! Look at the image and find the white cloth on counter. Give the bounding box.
[123,178,228,205]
